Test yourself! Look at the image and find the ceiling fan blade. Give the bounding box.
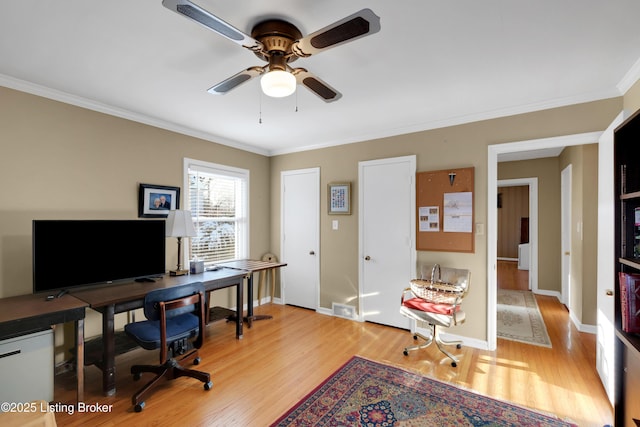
[162,0,262,51]
[291,68,342,103]
[207,66,264,95]
[292,9,380,57]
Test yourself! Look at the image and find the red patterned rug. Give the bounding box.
[271,356,577,426]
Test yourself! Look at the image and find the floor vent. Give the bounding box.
[332,303,356,320]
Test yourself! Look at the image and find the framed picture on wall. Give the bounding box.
[328,182,351,215]
[138,183,180,218]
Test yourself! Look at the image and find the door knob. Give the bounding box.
[364,256,371,261]
[309,251,315,255]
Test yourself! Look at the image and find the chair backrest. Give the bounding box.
[418,264,471,296]
[143,281,205,321]
[142,282,206,361]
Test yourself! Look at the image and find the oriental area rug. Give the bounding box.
[497,289,552,348]
[271,356,576,426]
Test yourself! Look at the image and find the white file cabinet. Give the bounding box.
[0,329,54,407]
[518,243,530,270]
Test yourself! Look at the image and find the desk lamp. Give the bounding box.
[166,210,197,276]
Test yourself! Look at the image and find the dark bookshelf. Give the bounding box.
[614,108,640,426]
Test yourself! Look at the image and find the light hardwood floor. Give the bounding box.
[52,293,612,426]
[497,259,529,291]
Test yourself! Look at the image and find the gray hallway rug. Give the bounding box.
[497,289,552,348]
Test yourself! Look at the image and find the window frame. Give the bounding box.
[183,158,250,266]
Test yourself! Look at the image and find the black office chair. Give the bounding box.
[124,282,212,412]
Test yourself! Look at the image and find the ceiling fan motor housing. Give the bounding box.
[251,19,302,68]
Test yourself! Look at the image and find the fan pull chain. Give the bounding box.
[258,88,263,124]
[295,90,298,112]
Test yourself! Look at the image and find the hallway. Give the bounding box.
[497,259,529,290]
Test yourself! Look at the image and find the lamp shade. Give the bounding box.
[165,210,197,238]
[260,70,296,98]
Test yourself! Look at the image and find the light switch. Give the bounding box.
[475,223,485,236]
[332,220,339,230]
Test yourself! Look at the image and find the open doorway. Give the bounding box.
[487,127,622,406]
[497,182,532,292]
[487,132,602,350]
[496,178,546,345]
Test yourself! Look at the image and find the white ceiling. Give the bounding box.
[2,1,640,156]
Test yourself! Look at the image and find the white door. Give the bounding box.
[281,168,320,310]
[359,156,416,329]
[561,164,572,307]
[596,111,626,404]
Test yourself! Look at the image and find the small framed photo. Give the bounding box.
[138,183,180,218]
[328,182,351,215]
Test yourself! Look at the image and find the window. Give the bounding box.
[184,158,249,265]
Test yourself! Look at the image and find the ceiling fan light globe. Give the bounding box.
[261,70,296,97]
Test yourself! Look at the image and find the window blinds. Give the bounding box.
[187,162,248,264]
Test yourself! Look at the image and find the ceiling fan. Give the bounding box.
[162,0,381,102]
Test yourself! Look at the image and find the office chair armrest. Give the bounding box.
[449,295,465,325]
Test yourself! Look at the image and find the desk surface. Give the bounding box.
[0,293,87,403]
[0,293,88,323]
[72,268,246,308]
[217,259,287,273]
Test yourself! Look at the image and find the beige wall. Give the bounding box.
[270,98,622,342]
[1,80,634,357]
[557,144,599,325]
[0,87,271,358]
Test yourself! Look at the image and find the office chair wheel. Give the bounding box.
[456,344,462,349]
[133,372,142,381]
[194,357,201,365]
[413,335,418,340]
[403,349,409,356]
[204,381,213,391]
[451,362,457,368]
[134,401,145,412]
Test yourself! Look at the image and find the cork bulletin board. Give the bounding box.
[416,167,475,252]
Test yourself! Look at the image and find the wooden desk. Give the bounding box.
[0,293,87,403]
[216,259,287,325]
[71,268,245,396]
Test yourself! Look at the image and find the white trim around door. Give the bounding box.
[487,131,602,351]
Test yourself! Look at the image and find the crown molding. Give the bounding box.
[1,72,627,158]
[0,74,269,156]
[269,89,620,156]
[617,56,640,95]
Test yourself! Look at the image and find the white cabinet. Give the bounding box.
[0,329,53,406]
[518,243,530,270]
